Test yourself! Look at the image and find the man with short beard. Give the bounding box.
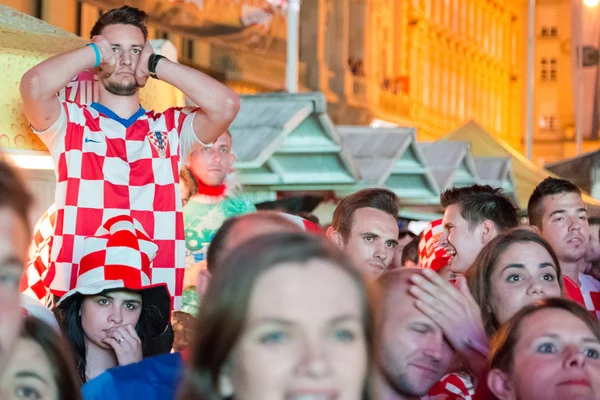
[19,6,240,309]
[375,269,455,400]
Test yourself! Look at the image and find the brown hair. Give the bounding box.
[440,184,519,232]
[489,297,600,372]
[0,155,33,232]
[527,177,582,229]
[465,229,563,337]
[179,166,198,202]
[90,6,148,40]
[178,232,374,400]
[21,317,82,399]
[331,188,399,239]
[400,237,419,267]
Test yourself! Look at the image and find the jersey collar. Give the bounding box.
[91,102,146,128]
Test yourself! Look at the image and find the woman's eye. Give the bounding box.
[132,49,140,54]
[536,343,557,354]
[542,273,555,281]
[585,348,600,359]
[334,329,356,342]
[260,331,286,344]
[506,274,522,282]
[112,47,119,53]
[124,303,138,311]
[16,385,42,400]
[98,298,109,305]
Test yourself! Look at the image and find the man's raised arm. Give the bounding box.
[20,38,115,132]
[142,46,240,145]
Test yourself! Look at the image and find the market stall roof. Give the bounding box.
[332,126,440,205]
[337,126,413,185]
[232,92,360,189]
[442,121,600,213]
[545,150,600,196]
[473,156,519,206]
[418,141,480,191]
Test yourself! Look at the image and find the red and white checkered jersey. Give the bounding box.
[425,373,475,400]
[418,219,450,272]
[563,274,600,320]
[34,99,203,310]
[20,204,56,305]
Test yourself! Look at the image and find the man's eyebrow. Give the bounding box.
[111,44,144,48]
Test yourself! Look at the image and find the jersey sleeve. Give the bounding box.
[31,98,86,158]
[172,107,215,161]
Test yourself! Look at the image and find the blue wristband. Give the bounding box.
[86,43,101,68]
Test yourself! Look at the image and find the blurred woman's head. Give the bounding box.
[488,298,600,400]
[1,316,81,400]
[178,232,374,400]
[466,229,563,336]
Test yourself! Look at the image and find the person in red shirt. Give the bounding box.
[528,178,600,318]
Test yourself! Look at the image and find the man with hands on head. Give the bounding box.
[19,6,240,310]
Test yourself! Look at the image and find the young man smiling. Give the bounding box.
[19,6,240,309]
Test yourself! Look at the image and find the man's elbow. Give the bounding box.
[222,90,240,122]
[20,69,42,100]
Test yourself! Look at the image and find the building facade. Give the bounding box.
[6,0,598,165]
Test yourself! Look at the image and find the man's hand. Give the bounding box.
[91,35,116,78]
[409,269,489,360]
[102,324,143,366]
[135,41,155,88]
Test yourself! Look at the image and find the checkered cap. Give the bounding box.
[418,219,450,272]
[56,215,165,307]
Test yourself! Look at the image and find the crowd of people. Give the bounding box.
[1,4,600,400]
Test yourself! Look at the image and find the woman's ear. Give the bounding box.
[488,368,517,400]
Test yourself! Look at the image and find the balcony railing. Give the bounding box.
[345,72,371,107]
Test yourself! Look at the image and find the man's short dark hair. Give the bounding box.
[331,188,399,239]
[398,230,417,241]
[589,217,600,226]
[90,6,148,40]
[527,177,582,229]
[440,185,519,232]
[400,237,419,267]
[0,156,33,232]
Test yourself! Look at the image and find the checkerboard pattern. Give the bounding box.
[418,219,450,272]
[427,373,475,400]
[74,215,157,290]
[20,204,56,305]
[35,100,199,310]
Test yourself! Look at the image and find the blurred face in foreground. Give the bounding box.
[228,259,368,400]
[0,207,29,376]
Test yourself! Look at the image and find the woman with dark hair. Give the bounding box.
[1,316,82,400]
[487,298,600,400]
[466,229,564,337]
[55,216,173,384]
[178,232,374,400]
